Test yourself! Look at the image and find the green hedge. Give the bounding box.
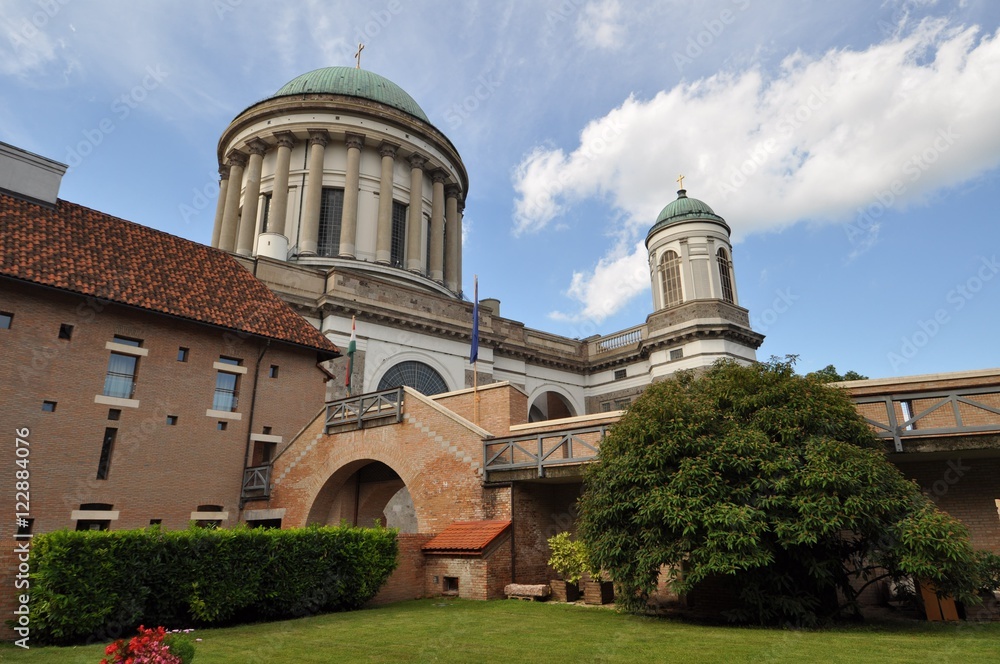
[25,525,398,645]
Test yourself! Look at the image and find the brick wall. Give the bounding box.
[0,281,328,639]
[370,533,433,605]
[511,482,584,585]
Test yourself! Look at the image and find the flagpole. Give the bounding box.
[471,275,480,426]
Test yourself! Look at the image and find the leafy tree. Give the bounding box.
[579,357,997,625]
[807,364,868,382]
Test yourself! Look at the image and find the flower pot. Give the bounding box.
[582,572,614,605]
[550,580,582,602]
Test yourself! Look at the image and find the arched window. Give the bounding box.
[660,250,683,308]
[717,248,735,304]
[377,360,449,396]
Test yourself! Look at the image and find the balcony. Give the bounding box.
[483,424,609,482]
[325,387,404,433]
[241,464,270,501]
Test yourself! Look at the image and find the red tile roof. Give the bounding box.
[422,520,511,555]
[0,193,338,356]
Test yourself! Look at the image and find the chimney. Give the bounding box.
[0,141,67,206]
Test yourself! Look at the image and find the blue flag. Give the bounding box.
[470,276,479,364]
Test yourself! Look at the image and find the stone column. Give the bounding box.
[339,133,365,258]
[210,164,230,248]
[405,153,427,272]
[445,185,461,293]
[705,238,719,300]
[679,239,694,300]
[236,138,268,256]
[299,129,329,256]
[456,195,465,294]
[268,131,295,237]
[219,150,247,253]
[429,171,447,283]
[374,141,399,264]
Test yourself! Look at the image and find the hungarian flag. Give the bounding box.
[470,276,479,364]
[345,316,357,395]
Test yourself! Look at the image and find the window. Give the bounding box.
[194,505,224,529]
[262,426,272,435]
[217,421,227,431]
[614,368,627,381]
[149,519,162,526]
[41,401,56,412]
[0,312,11,329]
[377,360,448,396]
[96,428,117,480]
[177,347,189,362]
[108,409,121,421]
[443,576,459,595]
[103,352,138,398]
[16,518,33,537]
[717,248,735,304]
[670,348,684,361]
[269,365,279,378]
[166,415,178,426]
[660,250,683,308]
[113,335,142,347]
[317,187,344,257]
[601,402,613,413]
[900,399,917,431]
[213,368,240,412]
[390,201,407,267]
[58,323,73,340]
[614,398,631,410]
[260,192,272,233]
[76,504,113,531]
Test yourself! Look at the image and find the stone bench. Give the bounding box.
[504,583,551,601]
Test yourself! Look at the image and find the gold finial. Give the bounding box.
[354,42,365,69]
[676,174,685,190]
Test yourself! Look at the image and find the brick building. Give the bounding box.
[0,143,338,631]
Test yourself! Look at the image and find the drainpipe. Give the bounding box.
[239,338,270,515]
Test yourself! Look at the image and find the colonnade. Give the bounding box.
[212,130,464,294]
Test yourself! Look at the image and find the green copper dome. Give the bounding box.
[648,190,729,238]
[272,67,429,123]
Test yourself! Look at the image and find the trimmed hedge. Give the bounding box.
[26,524,397,645]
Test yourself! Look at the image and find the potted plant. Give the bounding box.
[546,532,585,602]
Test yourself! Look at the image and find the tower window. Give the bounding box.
[317,187,344,257]
[390,201,407,268]
[260,192,272,233]
[660,250,683,308]
[717,248,735,304]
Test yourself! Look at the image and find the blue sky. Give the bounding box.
[2,0,998,379]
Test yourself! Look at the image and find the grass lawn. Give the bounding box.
[1,599,997,663]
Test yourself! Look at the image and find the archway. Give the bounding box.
[305,460,417,533]
[528,390,577,422]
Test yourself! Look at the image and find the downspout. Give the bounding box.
[238,337,270,515]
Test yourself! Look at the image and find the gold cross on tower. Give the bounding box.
[354,43,365,69]
[676,174,685,190]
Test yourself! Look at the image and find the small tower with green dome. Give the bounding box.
[642,184,764,376]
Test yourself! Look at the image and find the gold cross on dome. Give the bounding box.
[355,43,365,69]
[676,174,685,190]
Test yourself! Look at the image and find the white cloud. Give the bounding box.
[0,3,61,77]
[550,241,650,323]
[575,0,626,51]
[514,19,1000,322]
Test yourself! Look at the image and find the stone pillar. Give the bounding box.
[299,129,329,256]
[429,171,447,283]
[405,153,427,272]
[268,131,295,237]
[679,239,694,300]
[339,133,365,258]
[456,195,465,294]
[445,185,461,293]
[375,141,399,264]
[236,138,268,256]
[210,164,230,248]
[219,151,247,253]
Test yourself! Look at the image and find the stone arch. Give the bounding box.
[527,386,578,423]
[305,459,418,533]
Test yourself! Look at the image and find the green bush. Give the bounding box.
[24,524,397,645]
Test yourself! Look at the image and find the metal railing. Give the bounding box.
[483,424,609,478]
[241,464,271,499]
[853,385,1000,452]
[325,387,404,432]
